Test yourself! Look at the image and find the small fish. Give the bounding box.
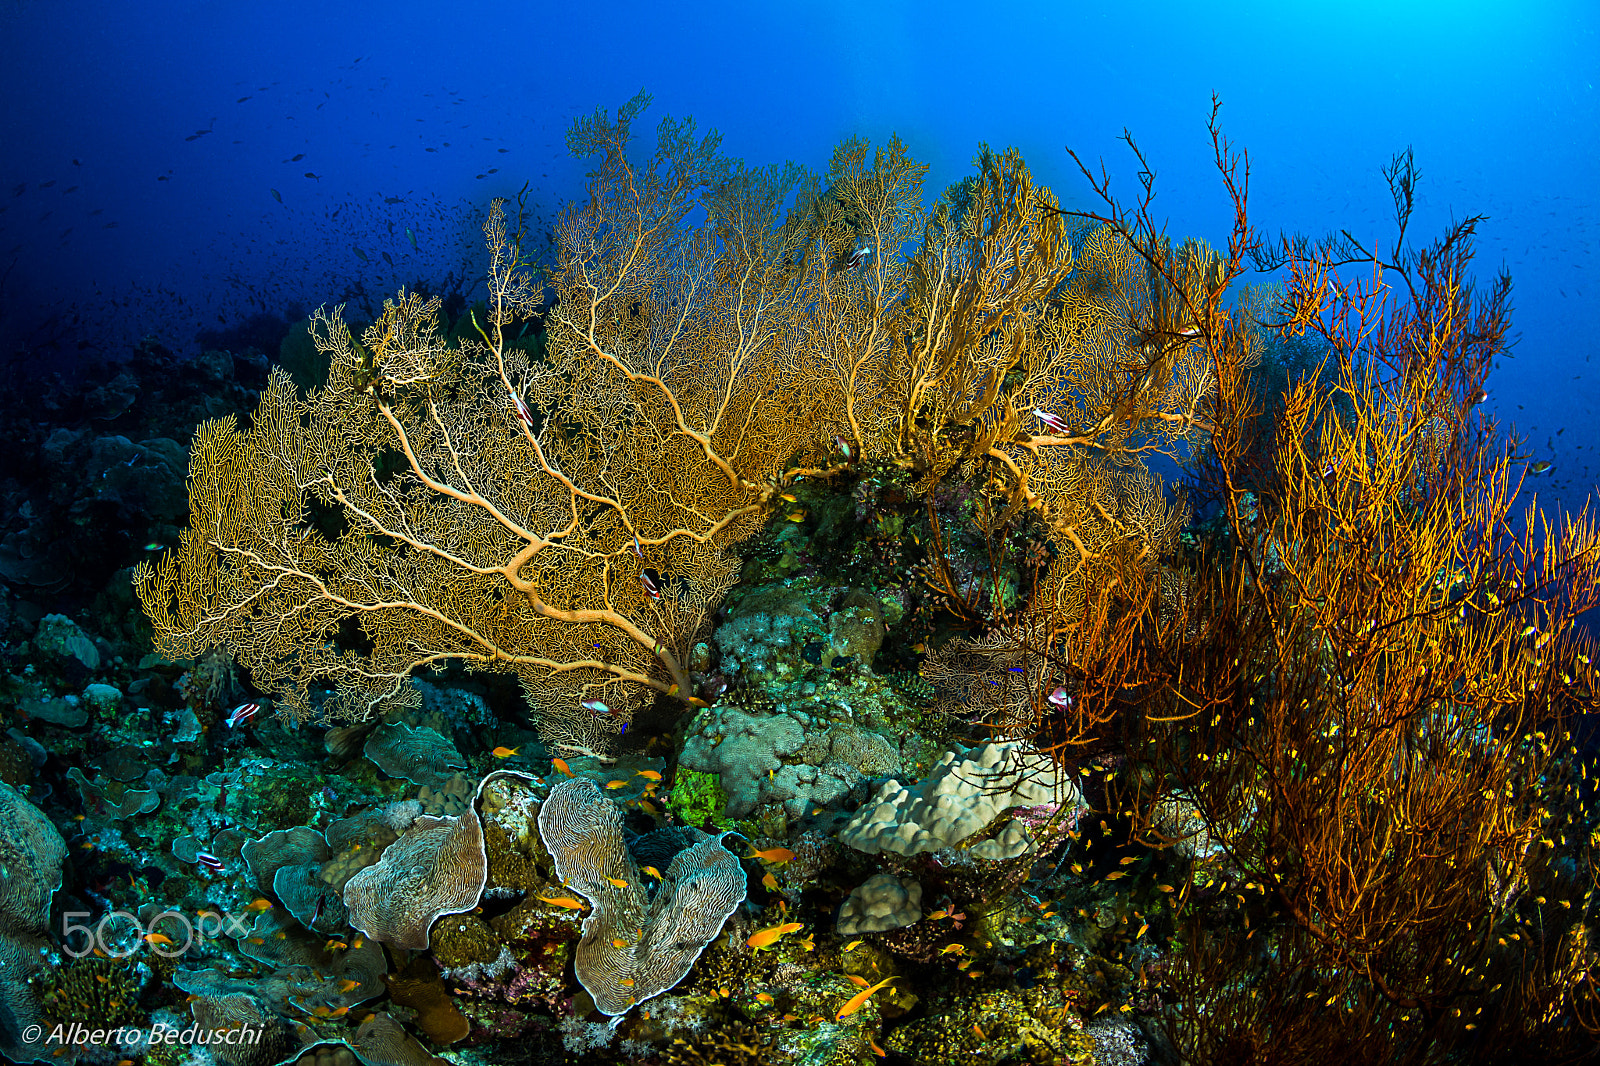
[1137,922,1149,938]
[762,872,780,892]
[786,507,807,523]
[551,757,574,777]
[1034,409,1071,434]
[607,876,629,888]
[844,245,872,271]
[324,939,348,952]
[338,979,359,993]
[1321,459,1340,479]
[142,541,165,551]
[196,851,224,871]
[1047,685,1074,710]
[641,865,664,880]
[635,769,662,781]
[834,434,853,460]
[843,940,864,952]
[779,492,799,503]
[747,921,803,950]
[613,938,628,948]
[939,943,966,956]
[1529,460,1554,475]
[756,992,775,1004]
[836,976,896,1020]
[352,245,368,262]
[748,845,796,864]
[304,171,320,180]
[620,978,636,987]
[382,251,394,267]
[225,702,261,728]
[631,531,644,558]
[270,188,282,204]
[144,932,174,946]
[1118,855,1139,865]
[1470,386,1489,405]
[868,1036,888,1058]
[247,898,273,911]
[385,195,405,204]
[508,386,535,428]
[1105,870,1127,880]
[605,779,628,789]
[291,153,304,162]
[406,226,418,250]
[490,745,520,759]
[925,909,948,921]
[639,568,663,601]
[537,894,586,910]
[844,974,871,988]
[581,699,611,716]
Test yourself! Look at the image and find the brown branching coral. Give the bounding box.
[1066,104,1600,1063]
[134,97,811,753]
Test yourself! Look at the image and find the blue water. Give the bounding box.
[0,0,1595,534]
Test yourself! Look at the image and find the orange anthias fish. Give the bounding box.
[538,893,587,910]
[634,769,663,782]
[491,746,520,759]
[747,921,803,950]
[836,976,896,1020]
[605,780,629,789]
[748,845,796,865]
[551,758,575,777]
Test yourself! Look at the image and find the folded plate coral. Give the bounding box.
[536,777,747,1021]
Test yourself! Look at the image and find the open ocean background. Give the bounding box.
[1,0,1595,609]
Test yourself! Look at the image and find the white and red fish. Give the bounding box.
[845,245,872,271]
[196,851,224,871]
[225,702,260,728]
[1034,409,1071,435]
[580,699,612,716]
[1047,685,1074,711]
[639,568,663,601]
[508,386,534,429]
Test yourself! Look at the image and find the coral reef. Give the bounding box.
[0,95,1594,1066]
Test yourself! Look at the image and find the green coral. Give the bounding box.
[667,769,736,831]
[40,956,143,1028]
[431,912,504,971]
